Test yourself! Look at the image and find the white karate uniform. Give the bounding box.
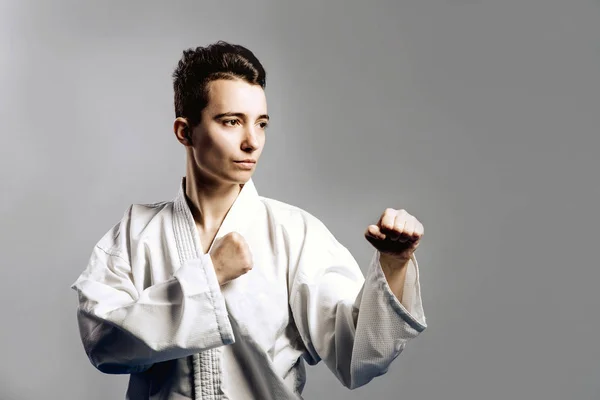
[71,178,427,399]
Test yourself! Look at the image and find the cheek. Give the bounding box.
[212,135,238,157]
[196,132,227,156]
[192,138,219,166]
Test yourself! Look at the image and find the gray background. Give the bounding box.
[1,0,599,399]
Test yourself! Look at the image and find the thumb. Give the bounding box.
[365,224,386,240]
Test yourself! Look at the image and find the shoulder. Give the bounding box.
[95,199,174,257]
[258,197,361,287]
[259,196,321,226]
[258,196,335,243]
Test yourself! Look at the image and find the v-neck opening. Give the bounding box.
[173,177,261,259]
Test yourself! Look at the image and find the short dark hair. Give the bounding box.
[172,41,267,127]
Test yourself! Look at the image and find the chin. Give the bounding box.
[228,173,253,185]
[237,176,253,184]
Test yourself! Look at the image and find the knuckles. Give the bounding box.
[382,208,409,218]
[227,231,243,243]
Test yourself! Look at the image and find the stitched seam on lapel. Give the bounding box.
[173,183,226,400]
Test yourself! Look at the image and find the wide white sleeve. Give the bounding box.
[288,215,427,389]
[70,245,233,374]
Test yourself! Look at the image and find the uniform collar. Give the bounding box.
[173,177,262,258]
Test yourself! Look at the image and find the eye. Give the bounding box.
[223,119,239,127]
[259,121,269,129]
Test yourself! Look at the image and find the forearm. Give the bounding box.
[343,251,425,388]
[288,215,426,389]
[291,251,426,389]
[77,291,231,374]
[72,254,233,373]
[379,253,410,304]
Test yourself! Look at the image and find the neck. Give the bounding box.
[184,165,243,232]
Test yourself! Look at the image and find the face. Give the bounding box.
[179,79,269,186]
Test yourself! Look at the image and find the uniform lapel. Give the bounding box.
[171,177,263,399]
[172,177,262,262]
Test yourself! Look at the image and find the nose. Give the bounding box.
[241,126,260,152]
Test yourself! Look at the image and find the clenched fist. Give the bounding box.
[365,208,424,265]
[209,232,253,285]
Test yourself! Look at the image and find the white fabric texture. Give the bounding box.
[71,178,427,399]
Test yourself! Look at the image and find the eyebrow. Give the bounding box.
[214,112,270,121]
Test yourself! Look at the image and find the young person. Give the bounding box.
[71,41,427,400]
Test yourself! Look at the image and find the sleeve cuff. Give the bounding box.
[175,255,235,345]
[372,251,427,333]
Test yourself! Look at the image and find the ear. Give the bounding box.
[174,117,192,146]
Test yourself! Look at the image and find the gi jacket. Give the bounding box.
[71,178,427,399]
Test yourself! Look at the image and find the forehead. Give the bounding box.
[205,79,267,114]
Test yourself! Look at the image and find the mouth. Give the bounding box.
[234,160,257,170]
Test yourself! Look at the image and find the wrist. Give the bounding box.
[378,253,409,301]
[209,255,224,286]
[215,270,225,286]
[379,252,410,273]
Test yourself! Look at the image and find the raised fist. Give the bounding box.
[209,232,253,285]
[365,208,424,265]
